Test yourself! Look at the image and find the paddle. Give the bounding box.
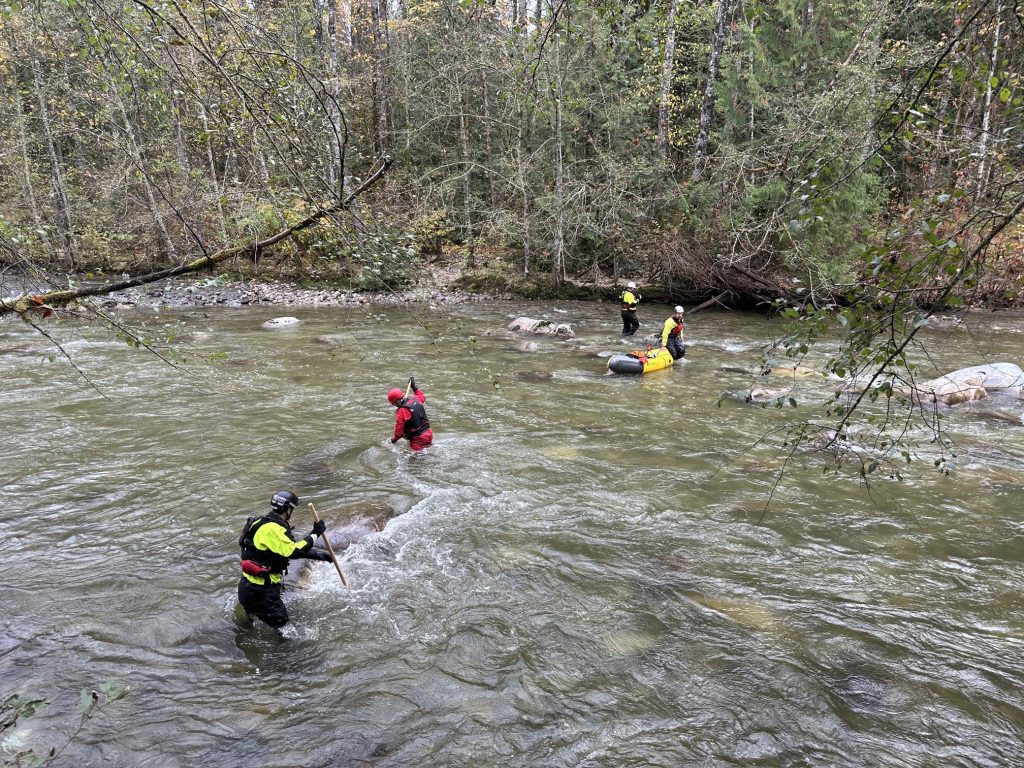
[307,503,348,588]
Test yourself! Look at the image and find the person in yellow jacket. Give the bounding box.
[661,305,686,360]
[620,281,641,336]
[237,490,331,629]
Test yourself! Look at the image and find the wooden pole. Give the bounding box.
[308,503,348,588]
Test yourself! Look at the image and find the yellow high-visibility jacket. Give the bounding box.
[242,519,315,585]
[661,317,684,346]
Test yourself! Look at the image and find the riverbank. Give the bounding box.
[96,274,511,310]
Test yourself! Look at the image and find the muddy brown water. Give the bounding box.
[2,300,1023,766]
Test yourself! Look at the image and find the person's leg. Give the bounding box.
[621,310,630,335]
[260,584,290,628]
[627,313,640,336]
[668,336,685,359]
[410,430,433,451]
[239,578,289,628]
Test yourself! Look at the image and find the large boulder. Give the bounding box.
[507,316,576,339]
[907,363,1023,406]
[262,316,301,329]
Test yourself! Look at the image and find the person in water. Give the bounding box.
[620,281,641,336]
[237,490,331,629]
[388,376,433,451]
[661,305,686,360]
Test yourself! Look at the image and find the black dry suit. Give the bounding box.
[400,398,431,438]
[236,512,321,629]
[238,514,293,583]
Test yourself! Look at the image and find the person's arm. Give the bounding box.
[413,389,426,404]
[254,521,323,559]
[661,318,672,347]
[392,409,408,442]
[293,546,332,561]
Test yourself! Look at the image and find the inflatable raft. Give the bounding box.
[608,347,674,375]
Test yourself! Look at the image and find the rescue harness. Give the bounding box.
[400,398,431,437]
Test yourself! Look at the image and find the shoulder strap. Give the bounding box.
[238,515,269,547]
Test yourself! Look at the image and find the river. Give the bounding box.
[2,299,1023,767]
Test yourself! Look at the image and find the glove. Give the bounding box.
[311,520,326,537]
[409,376,417,391]
[312,549,332,562]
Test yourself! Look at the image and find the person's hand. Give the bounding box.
[311,520,326,537]
[409,376,417,391]
[390,437,398,444]
[313,549,332,562]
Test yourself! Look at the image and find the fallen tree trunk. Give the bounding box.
[0,157,393,319]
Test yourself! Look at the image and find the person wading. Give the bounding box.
[620,282,641,337]
[237,490,331,630]
[661,305,686,360]
[388,377,433,451]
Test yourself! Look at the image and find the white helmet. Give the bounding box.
[675,305,684,314]
[627,281,636,289]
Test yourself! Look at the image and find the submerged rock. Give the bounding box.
[722,387,793,405]
[760,358,820,378]
[281,508,395,590]
[515,370,554,381]
[316,334,347,346]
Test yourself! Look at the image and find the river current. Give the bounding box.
[2,299,1023,767]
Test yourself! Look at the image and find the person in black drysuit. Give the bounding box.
[237,490,331,629]
[620,282,641,336]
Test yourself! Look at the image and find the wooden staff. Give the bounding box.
[308,503,348,588]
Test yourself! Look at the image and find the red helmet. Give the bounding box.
[387,388,404,405]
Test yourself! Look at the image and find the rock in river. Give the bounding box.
[262,316,301,329]
[507,316,576,339]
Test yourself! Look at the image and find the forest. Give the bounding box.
[0,0,1021,311]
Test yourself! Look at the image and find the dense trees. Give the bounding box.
[0,0,1020,309]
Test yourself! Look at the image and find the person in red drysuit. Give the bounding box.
[388,377,433,451]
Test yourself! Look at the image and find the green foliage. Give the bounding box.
[410,210,453,256]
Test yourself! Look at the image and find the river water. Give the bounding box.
[2,299,1023,767]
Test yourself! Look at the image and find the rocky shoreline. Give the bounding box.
[94,275,512,310]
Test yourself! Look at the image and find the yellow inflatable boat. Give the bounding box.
[607,347,674,374]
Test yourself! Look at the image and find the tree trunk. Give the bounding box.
[552,34,566,283]
[974,0,1003,201]
[369,0,392,155]
[30,55,75,271]
[456,70,474,255]
[107,70,178,261]
[656,0,680,158]
[481,66,497,208]
[0,57,51,256]
[326,0,343,193]
[925,61,956,189]
[692,0,733,181]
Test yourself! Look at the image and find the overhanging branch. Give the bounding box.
[0,156,393,319]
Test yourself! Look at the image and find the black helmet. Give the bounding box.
[270,490,299,514]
